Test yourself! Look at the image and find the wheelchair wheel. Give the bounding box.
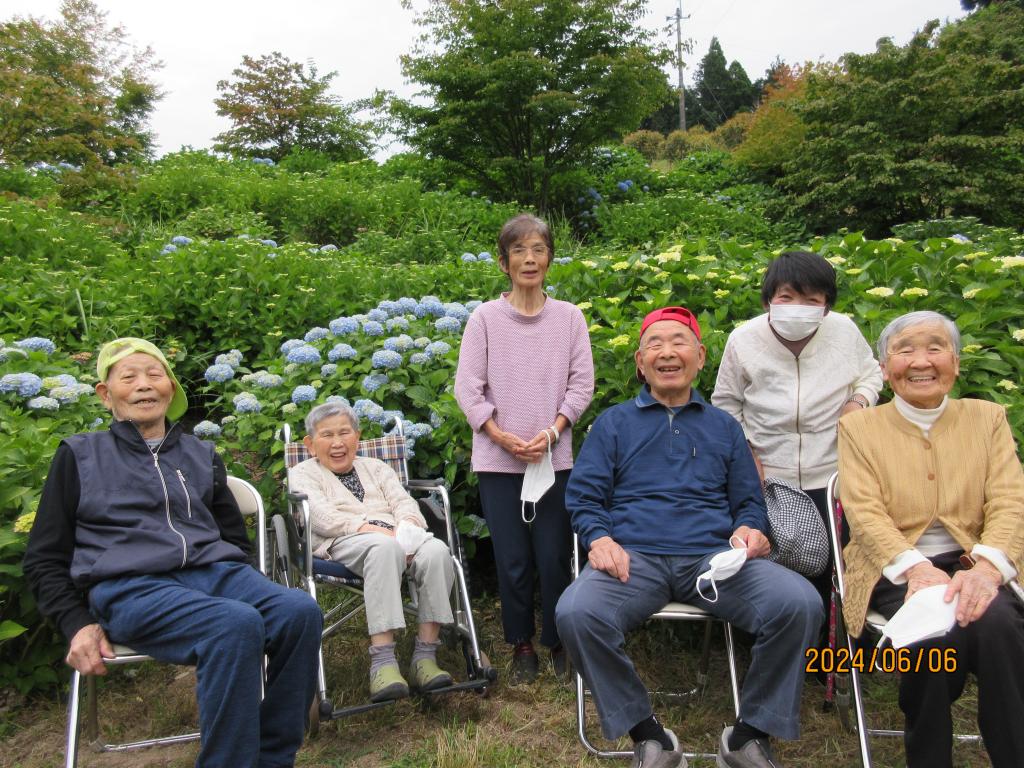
[271,514,293,588]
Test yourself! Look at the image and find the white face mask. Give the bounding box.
[769,303,826,342]
[696,537,748,603]
[520,432,555,523]
[879,583,959,649]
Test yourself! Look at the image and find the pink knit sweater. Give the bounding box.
[454,294,594,473]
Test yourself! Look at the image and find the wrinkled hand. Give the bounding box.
[358,523,396,537]
[66,623,114,676]
[731,526,770,559]
[518,430,554,464]
[947,560,1002,627]
[483,420,532,459]
[904,561,952,600]
[840,401,865,418]
[588,536,630,583]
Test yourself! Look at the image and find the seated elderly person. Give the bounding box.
[838,310,1024,768]
[556,307,822,768]
[23,338,322,768]
[289,402,456,701]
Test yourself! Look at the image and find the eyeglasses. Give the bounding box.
[508,244,550,258]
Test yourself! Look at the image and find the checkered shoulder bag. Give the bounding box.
[762,476,829,577]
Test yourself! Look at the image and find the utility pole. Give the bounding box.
[669,0,690,131]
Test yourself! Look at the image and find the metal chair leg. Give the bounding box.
[64,670,82,768]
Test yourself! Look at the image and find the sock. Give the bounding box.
[629,714,674,750]
[368,642,398,676]
[411,637,440,665]
[728,719,769,751]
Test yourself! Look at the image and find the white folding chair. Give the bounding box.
[64,474,267,767]
[571,534,742,761]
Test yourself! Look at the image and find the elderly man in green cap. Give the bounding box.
[24,338,322,768]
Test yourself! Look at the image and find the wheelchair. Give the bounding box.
[273,421,496,732]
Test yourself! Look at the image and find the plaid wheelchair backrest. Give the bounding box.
[284,433,410,485]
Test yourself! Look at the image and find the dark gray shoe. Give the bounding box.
[509,641,538,685]
[630,728,687,768]
[717,726,780,768]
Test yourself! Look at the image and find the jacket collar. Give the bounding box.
[109,418,181,453]
[634,385,707,411]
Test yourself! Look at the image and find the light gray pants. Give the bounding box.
[328,532,455,636]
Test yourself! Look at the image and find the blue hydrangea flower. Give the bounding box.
[0,372,43,397]
[91,416,105,428]
[193,420,222,438]
[477,252,493,262]
[329,316,359,335]
[215,349,243,368]
[416,297,445,318]
[443,302,469,321]
[280,338,305,356]
[252,371,283,388]
[362,373,389,392]
[233,392,261,413]
[260,239,278,247]
[291,385,317,404]
[407,422,433,439]
[286,345,321,364]
[380,409,405,429]
[304,327,330,343]
[328,343,357,362]
[325,395,350,406]
[367,308,388,323]
[429,411,443,429]
[461,252,477,262]
[353,398,384,422]
[171,235,193,246]
[49,385,79,403]
[161,244,177,254]
[642,185,650,192]
[435,316,462,334]
[377,300,400,317]
[352,314,369,323]
[320,244,338,252]
[950,234,971,244]
[371,350,403,370]
[27,396,60,410]
[386,317,410,332]
[221,415,237,424]
[281,402,298,414]
[466,300,482,312]
[14,337,56,355]
[396,297,418,314]
[405,438,416,457]
[204,364,235,383]
[409,352,431,365]
[383,335,414,353]
[412,337,431,349]
[553,256,573,265]
[321,364,338,377]
[362,321,385,337]
[546,285,556,294]
[425,341,451,357]
[42,374,77,389]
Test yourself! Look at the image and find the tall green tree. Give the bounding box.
[394,0,670,213]
[0,0,161,166]
[688,37,758,130]
[213,52,372,163]
[778,4,1024,235]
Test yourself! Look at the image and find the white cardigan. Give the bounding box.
[711,311,882,489]
[288,456,426,558]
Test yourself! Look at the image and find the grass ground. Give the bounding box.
[1,598,993,768]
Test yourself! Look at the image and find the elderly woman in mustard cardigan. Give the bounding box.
[837,310,1024,768]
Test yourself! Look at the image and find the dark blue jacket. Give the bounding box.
[567,386,767,555]
[24,419,250,640]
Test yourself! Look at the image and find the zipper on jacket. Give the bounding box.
[176,469,193,519]
[130,421,188,568]
[795,357,803,488]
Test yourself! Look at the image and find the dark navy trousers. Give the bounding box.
[89,561,322,768]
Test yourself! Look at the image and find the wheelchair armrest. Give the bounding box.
[287,491,308,502]
[405,478,445,490]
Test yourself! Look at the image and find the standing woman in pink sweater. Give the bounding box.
[455,214,594,684]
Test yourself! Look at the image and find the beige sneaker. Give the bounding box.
[369,664,409,702]
[410,658,453,692]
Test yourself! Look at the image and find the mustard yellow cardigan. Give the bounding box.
[837,398,1024,636]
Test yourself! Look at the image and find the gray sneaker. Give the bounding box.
[716,726,780,768]
[630,727,687,768]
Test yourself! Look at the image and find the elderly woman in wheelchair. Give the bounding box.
[837,310,1024,768]
[289,402,456,702]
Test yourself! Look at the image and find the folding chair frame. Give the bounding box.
[825,472,982,768]
[64,475,268,767]
[570,534,742,761]
[277,422,495,729]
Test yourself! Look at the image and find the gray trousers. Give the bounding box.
[555,551,822,740]
[328,532,454,636]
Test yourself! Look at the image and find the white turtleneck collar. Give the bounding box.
[893,394,949,438]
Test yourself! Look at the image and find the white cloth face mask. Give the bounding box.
[396,520,433,556]
[878,583,959,649]
[769,303,826,342]
[696,537,748,603]
[520,431,555,523]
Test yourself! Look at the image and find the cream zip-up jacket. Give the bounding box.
[712,312,882,490]
[288,456,426,558]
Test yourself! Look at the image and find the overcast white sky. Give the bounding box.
[5,0,968,158]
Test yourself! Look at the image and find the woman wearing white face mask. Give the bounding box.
[712,251,882,611]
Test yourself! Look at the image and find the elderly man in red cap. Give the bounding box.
[555,308,822,768]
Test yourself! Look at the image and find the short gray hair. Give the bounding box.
[876,311,961,363]
[304,402,360,435]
